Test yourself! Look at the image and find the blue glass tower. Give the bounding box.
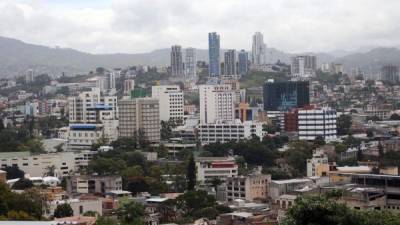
[208,32,220,77]
[238,50,249,76]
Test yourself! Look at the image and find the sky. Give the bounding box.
[0,0,400,54]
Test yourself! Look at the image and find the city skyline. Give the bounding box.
[1,0,400,54]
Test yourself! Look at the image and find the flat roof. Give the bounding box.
[272,178,312,185]
[146,197,169,203]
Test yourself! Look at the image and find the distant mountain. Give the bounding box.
[335,47,400,73]
[2,35,398,78]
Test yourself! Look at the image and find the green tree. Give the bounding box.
[174,190,216,216]
[12,178,33,190]
[337,114,352,135]
[283,141,313,176]
[117,201,145,224]
[186,154,196,190]
[53,203,73,218]
[4,165,25,179]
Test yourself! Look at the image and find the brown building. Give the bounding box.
[119,98,160,143]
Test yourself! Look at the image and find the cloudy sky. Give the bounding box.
[0,0,399,54]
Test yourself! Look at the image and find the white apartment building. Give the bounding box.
[0,151,96,177]
[291,55,317,78]
[307,149,329,177]
[151,85,184,122]
[197,119,265,145]
[68,88,118,150]
[199,85,235,124]
[68,122,118,151]
[298,107,337,141]
[196,157,238,183]
[251,32,267,66]
[68,88,118,123]
[226,173,271,202]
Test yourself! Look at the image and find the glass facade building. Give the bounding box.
[208,32,220,77]
[263,81,310,111]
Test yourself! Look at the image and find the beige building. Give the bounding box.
[226,173,271,202]
[119,98,160,143]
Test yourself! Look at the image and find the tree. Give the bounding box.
[4,165,25,179]
[314,136,326,146]
[53,203,73,218]
[117,201,145,224]
[186,154,196,190]
[366,129,374,138]
[44,165,56,177]
[12,178,33,190]
[337,114,352,135]
[283,141,313,177]
[174,190,216,216]
[390,113,400,120]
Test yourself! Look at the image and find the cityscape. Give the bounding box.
[1,1,400,225]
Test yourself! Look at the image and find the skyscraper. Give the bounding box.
[224,49,236,76]
[238,50,249,75]
[381,64,399,82]
[263,80,310,111]
[291,55,317,78]
[208,32,220,77]
[171,45,183,77]
[185,48,197,78]
[251,32,267,66]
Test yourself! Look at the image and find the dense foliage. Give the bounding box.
[283,196,400,225]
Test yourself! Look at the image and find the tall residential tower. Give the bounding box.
[208,32,220,77]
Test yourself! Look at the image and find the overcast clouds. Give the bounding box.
[0,0,400,54]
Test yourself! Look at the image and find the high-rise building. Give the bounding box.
[298,107,337,141]
[238,50,249,75]
[263,80,310,111]
[199,85,235,123]
[118,98,160,143]
[291,55,317,78]
[381,64,399,82]
[123,79,135,96]
[224,49,236,76]
[251,32,267,66]
[208,32,220,77]
[171,45,183,77]
[151,85,184,122]
[185,48,197,78]
[107,72,116,90]
[68,88,118,123]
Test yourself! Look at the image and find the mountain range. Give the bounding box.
[0,36,398,78]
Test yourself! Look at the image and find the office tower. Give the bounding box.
[185,48,197,78]
[152,85,184,122]
[68,88,118,123]
[123,79,135,96]
[224,49,236,76]
[381,64,399,82]
[298,107,337,141]
[291,55,317,78]
[251,32,267,66]
[199,85,235,123]
[118,98,160,143]
[171,45,183,77]
[238,50,249,75]
[208,32,220,77]
[107,72,116,90]
[263,80,310,111]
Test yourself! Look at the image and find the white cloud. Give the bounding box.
[0,0,400,54]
